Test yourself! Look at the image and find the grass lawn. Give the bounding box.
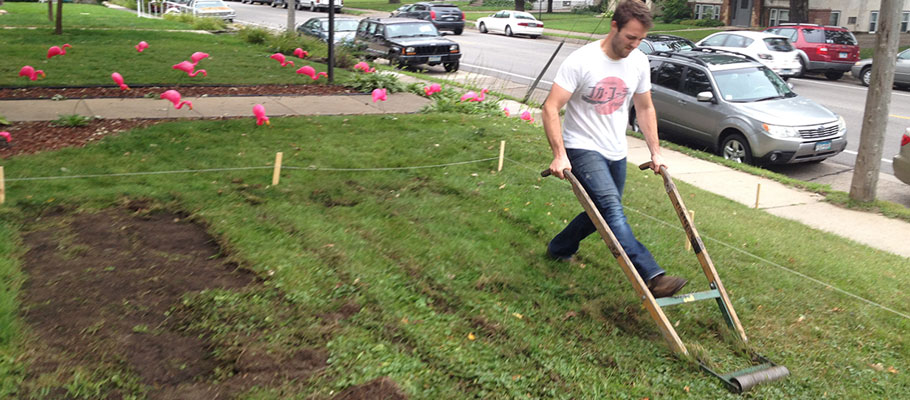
[0,113,908,398]
[0,2,193,30]
[0,4,346,87]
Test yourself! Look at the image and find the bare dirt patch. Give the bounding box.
[16,204,406,399]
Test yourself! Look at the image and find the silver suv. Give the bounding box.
[636,49,847,165]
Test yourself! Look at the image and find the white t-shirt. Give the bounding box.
[553,40,651,161]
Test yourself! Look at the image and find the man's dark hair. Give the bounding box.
[612,0,654,31]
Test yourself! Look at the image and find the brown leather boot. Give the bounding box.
[647,275,688,298]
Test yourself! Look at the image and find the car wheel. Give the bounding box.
[505,25,513,37]
[479,22,487,33]
[529,35,539,39]
[444,61,459,72]
[454,28,463,35]
[860,67,871,87]
[796,57,807,78]
[720,134,753,164]
[824,71,844,81]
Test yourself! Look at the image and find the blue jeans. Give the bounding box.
[548,149,664,281]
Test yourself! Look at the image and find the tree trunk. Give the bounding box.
[54,0,63,34]
[515,0,525,12]
[547,0,552,13]
[286,0,296,34]
[849,0,904,202]
[48,0,54,22]
[789,0,809,23]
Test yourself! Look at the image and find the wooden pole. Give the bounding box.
[497,140,505,172]
[0,166,5,205]
[754,183,761,209]
[685,209,695,251]
[272,152,283,186]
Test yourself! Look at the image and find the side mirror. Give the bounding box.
[696,91,715,103]
[787,82,794,90]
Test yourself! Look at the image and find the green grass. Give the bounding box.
[0,4,348,87]
[0,114,908,398]
[0,2,193,30]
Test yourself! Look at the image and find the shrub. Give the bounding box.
[51,114,95,128]
[238,25,272,45]
[192,17,227,31]
[332,44,362,69]
[422,87,501,116]
[110,0,137,10]
[342,72,404,93]
[267,31,305,54]
[659,0,691,23]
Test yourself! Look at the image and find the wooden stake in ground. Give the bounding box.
[272,152,283,186]
[754,183,761,209]
[0,166,5,205]
[497,140,506,172]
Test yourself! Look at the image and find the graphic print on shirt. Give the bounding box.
[581,76,630,115]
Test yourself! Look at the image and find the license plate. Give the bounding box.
[839,52,847,58]
[429,56,441,62]
[815,140,832,151]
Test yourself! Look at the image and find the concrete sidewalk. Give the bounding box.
[1,89,908,259]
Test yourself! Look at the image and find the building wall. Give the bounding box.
[707,0,909,33]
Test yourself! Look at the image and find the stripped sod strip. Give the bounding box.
[0,114,907,398]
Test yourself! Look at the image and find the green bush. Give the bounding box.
[192,17,227,31]
[679,18,724,27]
[342,71,404,93]
[109,0,137,10]
[659,0,691,23]
[267,31,306,54]
[238,25,272,45]
[50,114,95,128]
[422,87,501,116]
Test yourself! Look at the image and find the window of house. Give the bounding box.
[829,11,840,26]
[770,9,790,26]
[870,11,878,32]
[740,0,748,9]
[902,12,909,32]
[695,4,720,20]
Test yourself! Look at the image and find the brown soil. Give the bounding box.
[17,204,407,399]
[0,84,358,158]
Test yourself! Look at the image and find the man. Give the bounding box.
[542,0,687,298]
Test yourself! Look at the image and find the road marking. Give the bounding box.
[841,149,893,164]
[891,114,910,120]
[460,63,553,85]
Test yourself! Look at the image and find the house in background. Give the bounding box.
[684,0,910,33]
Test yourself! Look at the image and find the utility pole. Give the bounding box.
[850,0,905,202]
[287,0,296,34]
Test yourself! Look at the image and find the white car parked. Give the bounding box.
[696,31,801,80]
[476,10,543,38]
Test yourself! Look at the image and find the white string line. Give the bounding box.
[3,158,500,182]
[504,157,910,321]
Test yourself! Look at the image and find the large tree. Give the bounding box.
[515,0,525,12]
[54,0,63,34]
[789,0,808,23]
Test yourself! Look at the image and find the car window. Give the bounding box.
[331,20,359,31]
[654,62,684,91]
[763,38,793,52]
[638,42,654,54]
[652,39,694,52]
[725,35,752,48]
[713,67,794,102]
[802,28,825,43]
[899,50,910,60]
[649,60,662,78]
[777,28,797,42]
[386,22,438,38]
[701,34,728,47]
[682,68,712,97]
[824,30,857,45]
[514,12,535,20]
[413,5,426,11]
[196,1,224,7]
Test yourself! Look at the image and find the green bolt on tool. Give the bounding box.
[541,162,788,393]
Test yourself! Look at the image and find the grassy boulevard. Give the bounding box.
[2,3,909,399]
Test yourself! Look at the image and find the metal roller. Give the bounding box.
[731,366,790,393]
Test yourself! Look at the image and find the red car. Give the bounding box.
[764,23,860,81]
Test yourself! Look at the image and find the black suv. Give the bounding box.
[355,18,461,72]
[389,2,465,35]
[637,34,695,55]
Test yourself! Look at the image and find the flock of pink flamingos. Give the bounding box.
[6,40,533,144]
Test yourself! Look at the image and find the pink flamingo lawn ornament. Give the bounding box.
[252,104,270,126]
[293,48,308,59]
[520,111,534,123]
[190,52,210,65]
[353,62,375,73]
[0,131,10,147]
[423,83,441,97]
[460,88,489,102]
[135,41,149,53]
[19,66,45,81]
[270,53,295,67]
[160,90,193,110]
[502,107,510,117]
[172,61,207,77]
[111,72,129,91]
[295,66,327,81]
[47,43,72,59]
[371,88,387,103]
